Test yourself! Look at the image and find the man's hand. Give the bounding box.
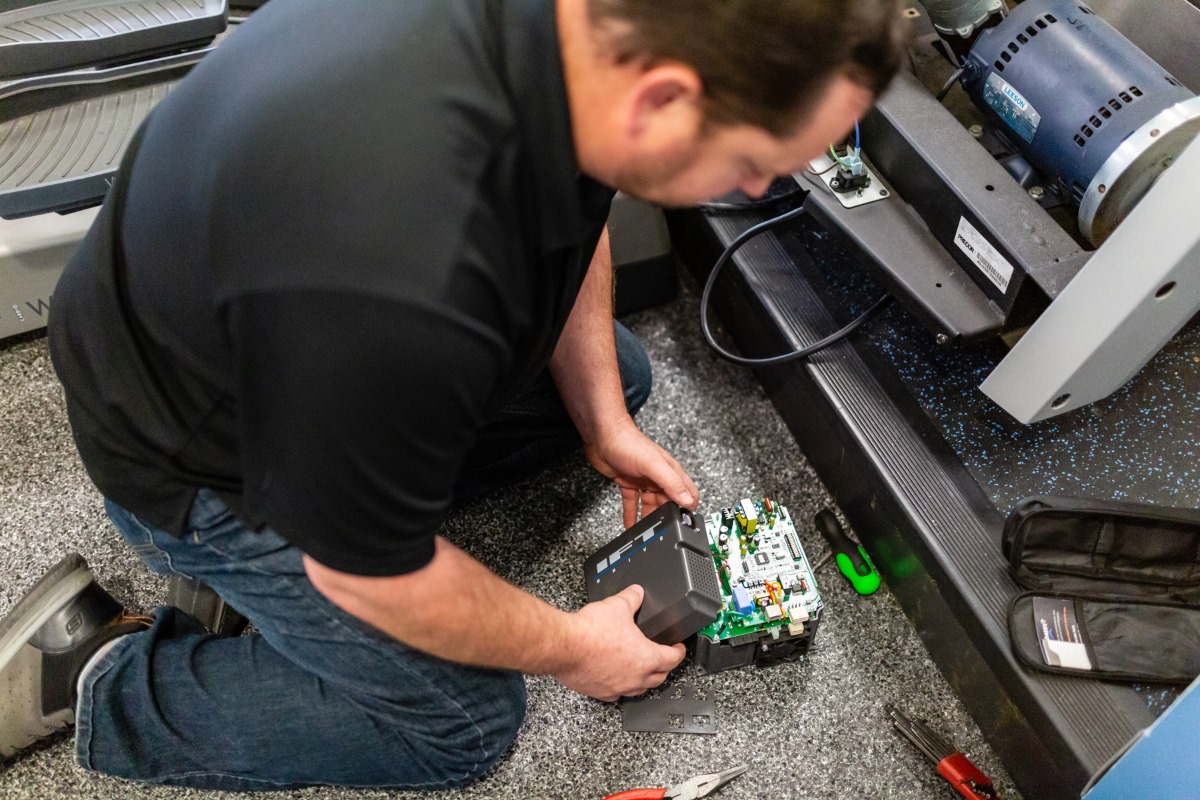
[552,585,686,701]
[584,417,700,527]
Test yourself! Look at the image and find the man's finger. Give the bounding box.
[658,642,687,670]
[641,451,697,509]
[613,583,645,615]
[620,486,639,528]
[644,671,670,689]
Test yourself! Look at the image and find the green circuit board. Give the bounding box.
[697,498,823,644]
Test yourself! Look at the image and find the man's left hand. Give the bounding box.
[584,419,699,528]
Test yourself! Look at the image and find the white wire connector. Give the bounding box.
[843,147,866,177]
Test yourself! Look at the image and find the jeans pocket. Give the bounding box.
[104,498,188,578]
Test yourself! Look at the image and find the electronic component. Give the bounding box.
[583,501,722,645]
[694,498,824,673]
[731,585,753,616]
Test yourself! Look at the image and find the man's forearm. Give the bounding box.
[306,535,686,701]
[549,227,630,442]
[305,537,577,676]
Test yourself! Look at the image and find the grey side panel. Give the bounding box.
[0,210,95,339]
[981,135,1200,422]
[0,0,226,78]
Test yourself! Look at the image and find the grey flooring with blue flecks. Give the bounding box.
[0,265,1021,799]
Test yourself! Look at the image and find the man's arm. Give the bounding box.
[550,228,699,525]
[548,228,629,443]
[304,538,684,701]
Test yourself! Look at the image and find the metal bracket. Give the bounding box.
[620,685,716,735]
[800,155,891,209]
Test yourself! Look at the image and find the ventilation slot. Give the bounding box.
[685,550,720,600]
[1074,134,1086,147]
[990,16,1054,75]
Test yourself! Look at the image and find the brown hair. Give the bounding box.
[586,0,910,135]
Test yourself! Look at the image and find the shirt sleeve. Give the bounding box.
[227,288,511,576]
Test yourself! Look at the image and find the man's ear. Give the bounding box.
[626,64,703,140]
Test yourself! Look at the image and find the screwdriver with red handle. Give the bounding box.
[885,705,1001,800]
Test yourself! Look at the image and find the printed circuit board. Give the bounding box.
[695,498,823,672]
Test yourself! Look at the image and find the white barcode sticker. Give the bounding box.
[954,217,1014,294]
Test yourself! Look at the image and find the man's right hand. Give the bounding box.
[553,585,686,702]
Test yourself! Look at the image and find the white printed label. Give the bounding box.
[954,217,1014,293]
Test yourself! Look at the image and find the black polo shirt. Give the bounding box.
[48,0,613,576]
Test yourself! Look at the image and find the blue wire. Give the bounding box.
[854,120,861,151]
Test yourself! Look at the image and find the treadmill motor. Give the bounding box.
[956,0,1200,245]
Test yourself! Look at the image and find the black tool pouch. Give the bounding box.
[1002,496,1200,684]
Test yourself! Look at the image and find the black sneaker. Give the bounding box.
[0,553,149,760]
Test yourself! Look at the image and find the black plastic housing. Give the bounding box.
[583,502,722,645]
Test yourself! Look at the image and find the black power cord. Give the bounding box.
[700,205,893,366]
[936,67,966,102]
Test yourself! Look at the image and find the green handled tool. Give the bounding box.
[814,508,880,595]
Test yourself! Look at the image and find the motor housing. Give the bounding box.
[962,0,1200,244]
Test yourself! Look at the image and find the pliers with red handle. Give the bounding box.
[604,765,747,800]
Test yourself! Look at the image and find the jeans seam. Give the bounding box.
[297,584,495,787]
[75,630,141,772]
[119,509,190,580]
[190,531,496,788]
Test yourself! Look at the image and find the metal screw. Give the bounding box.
[880,189,889,197]
[1098,184,1107,194]
[1029,186,1045,201]
[1150,129,1161,137]
[968,124,984,138]
[936,333,950,346]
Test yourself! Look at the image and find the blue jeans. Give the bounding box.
[76,323,651,790]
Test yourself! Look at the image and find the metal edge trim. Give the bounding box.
[1079,95,1200,243]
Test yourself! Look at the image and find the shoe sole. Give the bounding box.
[0,553,95,758]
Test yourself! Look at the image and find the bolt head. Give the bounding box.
[1029,186,1045,200]
[968,124,984,138]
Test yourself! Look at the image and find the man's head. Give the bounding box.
[559,0,909,205]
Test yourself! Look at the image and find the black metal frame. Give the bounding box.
[669,206,1157,800]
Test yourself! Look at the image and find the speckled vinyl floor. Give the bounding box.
[0,267,1022,800]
